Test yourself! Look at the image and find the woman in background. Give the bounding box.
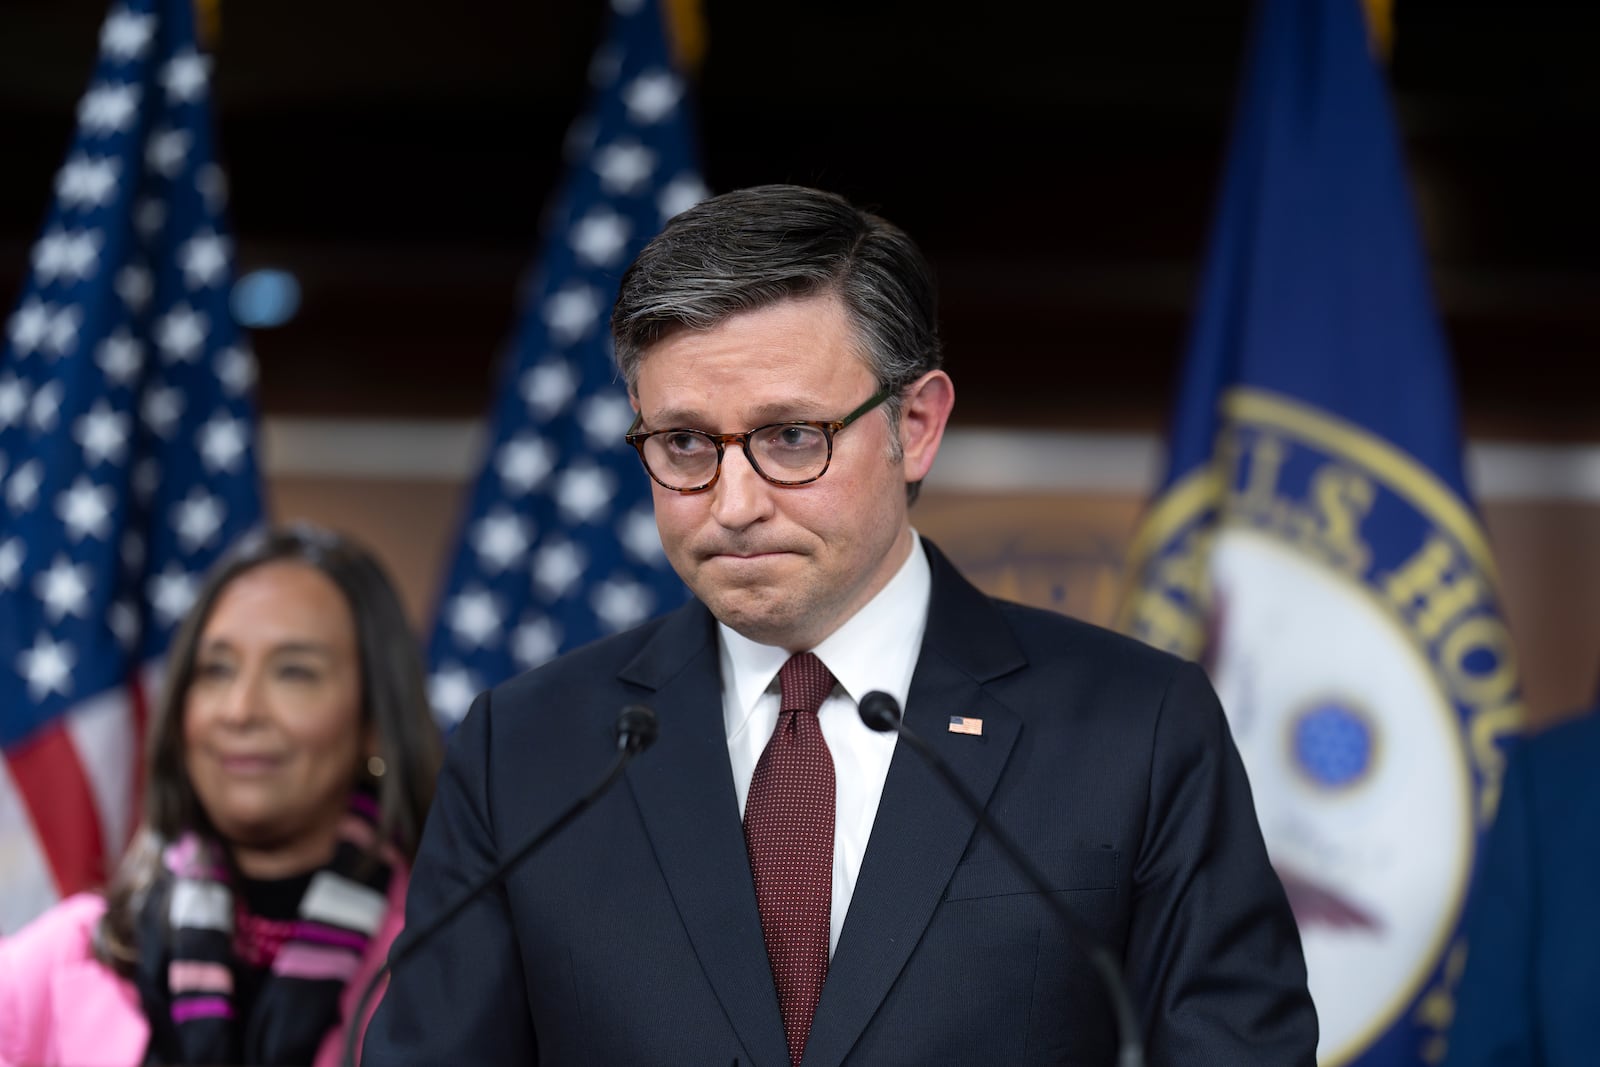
[0,524,442,1067]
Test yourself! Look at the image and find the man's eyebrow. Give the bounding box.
[644,401,827,429]
[641,406,706,428]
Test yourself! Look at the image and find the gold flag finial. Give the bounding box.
[194,0,221,50]
[663,0,707,76]
[1360,0,1394,64]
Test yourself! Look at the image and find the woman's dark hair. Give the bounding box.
[94,523,442,976]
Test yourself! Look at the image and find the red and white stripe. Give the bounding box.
[0,667,153,935]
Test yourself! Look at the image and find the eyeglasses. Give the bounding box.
[625,388,892,493]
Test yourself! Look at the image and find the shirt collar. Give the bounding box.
[720,530,932,731]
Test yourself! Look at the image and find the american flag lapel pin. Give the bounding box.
[948,715,984,736]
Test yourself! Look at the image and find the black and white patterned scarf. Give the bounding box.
[136,790,395,1065]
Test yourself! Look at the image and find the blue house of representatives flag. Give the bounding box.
[1118,0,1522,1063]
[0,0,262,933]
[426,0,704,725]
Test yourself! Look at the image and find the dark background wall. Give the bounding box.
[2,0,1597,435]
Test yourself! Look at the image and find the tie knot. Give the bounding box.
[778,652,835,715]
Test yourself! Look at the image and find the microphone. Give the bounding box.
[857,692,1145,1067]
[615,703,658,753]
[341,704,659,1067]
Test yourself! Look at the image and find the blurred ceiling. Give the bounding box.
[1,0,1596,437]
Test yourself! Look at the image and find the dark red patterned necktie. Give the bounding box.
[744,652,837,1066]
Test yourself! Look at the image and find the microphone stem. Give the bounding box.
[893,723,1146,1067]
[341,744,638,1067]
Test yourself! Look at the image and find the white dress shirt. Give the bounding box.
[719,530,931,956]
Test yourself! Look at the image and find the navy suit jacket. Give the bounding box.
[365,541,1315,1065]
[1445,708,1600,1067]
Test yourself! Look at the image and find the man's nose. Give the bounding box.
[708,445,775,529]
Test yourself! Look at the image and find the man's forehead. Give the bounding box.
[640,301,865,369]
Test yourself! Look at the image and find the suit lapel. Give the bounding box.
[804,542,1026,1067]
[620,600,790,1067]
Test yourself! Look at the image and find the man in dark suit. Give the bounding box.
[1443,700,1600,1067]
[364,185,1317,1065]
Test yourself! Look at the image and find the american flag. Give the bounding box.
[426,0,705,724]
[0,0,262,933]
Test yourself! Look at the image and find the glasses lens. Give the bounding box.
[749,424,830,482]
[643,430,720,489]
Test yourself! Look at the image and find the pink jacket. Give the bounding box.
[0,868,407,1067]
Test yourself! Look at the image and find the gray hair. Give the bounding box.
[611,184,943,501]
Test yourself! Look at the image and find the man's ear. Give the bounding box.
[897,370,955,482]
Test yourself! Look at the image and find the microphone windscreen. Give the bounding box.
[616,704,660,752]
[858,691,902,733]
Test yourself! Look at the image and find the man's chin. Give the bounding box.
[702,592,802,646]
